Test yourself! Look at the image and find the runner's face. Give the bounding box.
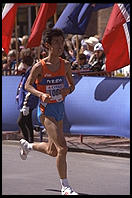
[50,36,64,56]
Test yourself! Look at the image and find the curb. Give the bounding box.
[68,147,130,158]
[2,140,130,158]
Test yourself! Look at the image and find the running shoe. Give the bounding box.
[19,139,30,160]
[61,186,78,195]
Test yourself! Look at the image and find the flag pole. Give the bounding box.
[15,15,19,74]
[35,4,40,60]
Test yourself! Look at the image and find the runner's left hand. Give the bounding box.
[61,88,70,98]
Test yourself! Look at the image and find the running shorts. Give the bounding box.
[37,101,65,122]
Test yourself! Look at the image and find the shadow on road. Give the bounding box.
[45,188,61,193]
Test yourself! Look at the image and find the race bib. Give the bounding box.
[46,84,64,102]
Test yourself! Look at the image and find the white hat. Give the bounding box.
[94,43,104,51]
[84,37,99,46]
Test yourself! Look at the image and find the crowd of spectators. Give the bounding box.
[2,32,130,77]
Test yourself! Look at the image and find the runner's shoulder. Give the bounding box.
[32,61,43,73]
[62,59,71,72]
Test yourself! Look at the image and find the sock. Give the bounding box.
[60,178,70,189]
[28,143,33,151]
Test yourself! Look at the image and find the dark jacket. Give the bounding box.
[16,66,39,110]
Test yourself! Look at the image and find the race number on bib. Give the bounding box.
[46,84,64,102]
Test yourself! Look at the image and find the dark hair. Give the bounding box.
[43,28,65,45]
[20,48,33,66]
[79,53,86,60]
[22,56,33,66]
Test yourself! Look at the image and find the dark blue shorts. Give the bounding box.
[37,101,64,122]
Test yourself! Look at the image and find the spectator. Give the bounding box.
[10,37,21,52]
[89,42,106,72]
[2,48,7,63]
[72,53,90,70]
[2,48,7,75]
[85,36,99,53]
[10,38,17,50]
[16,50,39,143]
[61,41,76,64]
[84,36,99,65]
[71,35,82,60]
[67,46,76,64]
[78,53,90,70]
[17,48,32,75]
[80,40,91,62]
[21,35,29,49]
[2,49,17,75]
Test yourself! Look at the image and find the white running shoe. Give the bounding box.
[19,139,30,160]
[61,187,78,195]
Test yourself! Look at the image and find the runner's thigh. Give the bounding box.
[43,116,66,148]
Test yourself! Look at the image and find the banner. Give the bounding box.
[27,3,57,48]
[102,3,130,72]
[54,3,113,34]
[2,3,37,54]
[2,4,18,54]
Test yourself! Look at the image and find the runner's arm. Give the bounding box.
[61,61,75,97]
[65,61,75,94]
[25,62,51,102]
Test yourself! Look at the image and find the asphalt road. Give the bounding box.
[2,144,130,195]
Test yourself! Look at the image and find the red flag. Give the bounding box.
[2,3,37,55]
[27,3,57,48]
[2,4,18,54]
[102,4,130,72]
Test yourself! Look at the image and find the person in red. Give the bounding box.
[19,28,78,195]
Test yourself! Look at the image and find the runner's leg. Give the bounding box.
[33,115,67,179]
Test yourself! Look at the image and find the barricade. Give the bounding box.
[2,74,130,138]
[63,74,130,138]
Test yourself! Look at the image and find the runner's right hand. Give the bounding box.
[40,93,51,103]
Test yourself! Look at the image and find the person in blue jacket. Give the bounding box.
[16,49,39,143]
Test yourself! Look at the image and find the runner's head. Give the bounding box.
[43,28,65,46]
[43,28,65,56]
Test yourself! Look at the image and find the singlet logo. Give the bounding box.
[44,73,52,77]
[46,78,63,84]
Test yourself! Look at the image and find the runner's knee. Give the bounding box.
[58,146,68,156]
[48,149,57,157]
